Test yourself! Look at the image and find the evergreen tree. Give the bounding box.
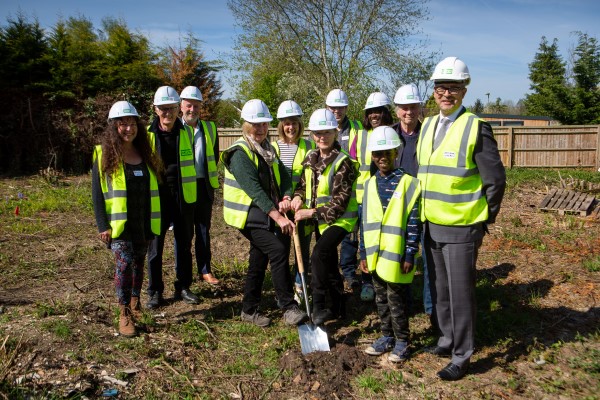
[471,98,484,115]
[571,32,600,123]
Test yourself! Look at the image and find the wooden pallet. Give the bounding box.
[538,188,597,216]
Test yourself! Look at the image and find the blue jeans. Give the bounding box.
[341,204,371,284]
[422,236,433,315]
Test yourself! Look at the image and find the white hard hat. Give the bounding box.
[277,100,303,119]
[394,84,423,105]
[108,101,139,120]
[430,56,471,85]
[241,99,273,123]
[308,108,338,131]
[325,89,349,107]
[368,126,401,151]
[153,86,180,105]
[364,92,391,110]
[180,86,203,101]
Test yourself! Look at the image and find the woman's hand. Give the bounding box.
[278,198,292,213]
[99,229,112,245]
[290,196,303,212]
[268,208,295,235]
[359,259,369,274]
[294,208,314,222]
[402,261,414,274]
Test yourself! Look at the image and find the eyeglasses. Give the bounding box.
[434,85,464,95]
[371,150,395,158]
[156,105,178,113]
[117,122,136,129]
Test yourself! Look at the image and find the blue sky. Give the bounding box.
[2,0,599,107]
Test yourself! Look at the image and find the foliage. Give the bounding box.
[471,98,484,114]
[227,0,437,112]
[524,33,600,124]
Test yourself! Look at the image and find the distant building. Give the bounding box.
[479,114,558,127]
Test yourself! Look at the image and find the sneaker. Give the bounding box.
[388,341,410,363]
[241,310,271,327]
[283,306,309,325]
[365,336,395,356]
[360,283,375,302]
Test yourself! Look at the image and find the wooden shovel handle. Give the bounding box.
[285,213,306,275]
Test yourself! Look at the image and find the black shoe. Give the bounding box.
[146,292,163,309]
[424,345,452,357]
[312,309,334,326]
[174,289,200,304]
[437,361,469,381]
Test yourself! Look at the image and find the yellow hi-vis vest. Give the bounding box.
[346,119,363,154]
[362,173,420,283]
[199,120,220,189]
[148,125,197,203]
[416,112,489,225]
[221,139,282,229]
[355,128,373,204]
[304,150,359,234]
[93,145,161,239]
[271,137,315,192]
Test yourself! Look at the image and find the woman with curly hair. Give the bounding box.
[92,100,163,337]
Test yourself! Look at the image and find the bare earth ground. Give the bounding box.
[0,174,598,399]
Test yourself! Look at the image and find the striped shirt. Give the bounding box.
[276,141,298,176]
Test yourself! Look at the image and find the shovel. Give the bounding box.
[291,221,330,354]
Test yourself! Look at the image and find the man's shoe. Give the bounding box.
[437,361,469,381]
[388,341,410,362]
[174,289,200,304]
[202,273,220,285]
[312,308,334,326]
[360,283,375,302]
[241,310,271,327]
[364,336,395,356]
[146,292,163,310]
[283,306,309,326]
[424,345,452,357]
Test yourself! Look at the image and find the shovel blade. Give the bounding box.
[298,324,330,354]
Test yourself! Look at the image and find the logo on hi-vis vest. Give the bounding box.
[443,151,456,158]
[181,149,193,157]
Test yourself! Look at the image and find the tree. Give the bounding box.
[471,98,484,115]
[524,36,575,123]
[488,97,508,114]
[227,0,435,110]
[570,32,600,123]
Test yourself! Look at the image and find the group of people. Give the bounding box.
[93,56,506,381]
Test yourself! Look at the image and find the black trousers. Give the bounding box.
[194,179,214,275]
[310,225,347,312]
[240,227,296,314]
[372,271,410,341]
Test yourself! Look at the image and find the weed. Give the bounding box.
[582,255,600,272]
[383,370,404,384]
[34,301,67,318]
[355,370,384,394]
[41,319,72,340]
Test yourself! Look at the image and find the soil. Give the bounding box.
[0,175,599,399]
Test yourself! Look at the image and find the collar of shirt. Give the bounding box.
[438,105,464,124]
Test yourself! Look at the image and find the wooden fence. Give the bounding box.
[218,126,600,170]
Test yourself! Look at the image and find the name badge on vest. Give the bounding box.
[443,151,456,159]
[392,191,401,199]
[341,135,349,141]
[181,149,192,157]
[133,169,144,177]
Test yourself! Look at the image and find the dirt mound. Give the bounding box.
[279,343,370,398]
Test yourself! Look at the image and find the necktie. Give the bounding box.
[433,118,450,150]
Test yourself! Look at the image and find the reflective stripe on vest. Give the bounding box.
[355,128,372,204]
[221,139,282,229]
[199,120,220,189]
[304,150,358,234]
[93,145,161,238]
[362,174,420,283]
[272,137,315,192]
[416,112,489,225]
[148,125,197,203]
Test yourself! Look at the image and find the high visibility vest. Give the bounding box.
[347,119,363,154]
[93,145,161,238]
[148,125,197,203]
[221,139,282,229]
[355,128,373,204]
[199,120,220,189]
[271,137,315,192]
[416,112,489,225]
[362,173,420,283]
[304,150,358,234]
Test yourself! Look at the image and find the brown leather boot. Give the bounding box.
[119,304,136,337]
[130,296,142,321]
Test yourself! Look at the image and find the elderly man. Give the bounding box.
[179,86,220,285]
[417,57,506,380]
[146,86,200,309]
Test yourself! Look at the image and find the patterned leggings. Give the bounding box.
[111,240,147,305]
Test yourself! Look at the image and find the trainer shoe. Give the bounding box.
[241,310,271,327]
[283,306,309,326]
[360,283,375,302]
[365,336,395,356]
[388,341,410,363]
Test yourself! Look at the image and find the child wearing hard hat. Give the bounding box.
[358,125,422,363]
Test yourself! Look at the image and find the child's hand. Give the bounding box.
[359,259,369,274]
[402,261,413,274]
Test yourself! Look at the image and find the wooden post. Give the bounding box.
[507,127,514,169]
[596,125,600,171]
